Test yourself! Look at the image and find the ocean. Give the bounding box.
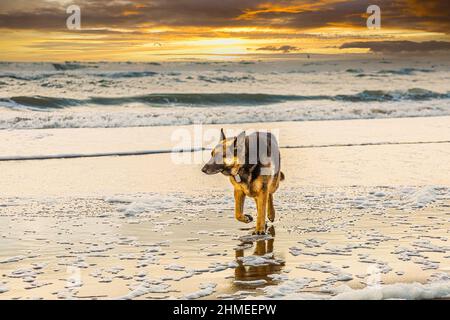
[0,56,449,130]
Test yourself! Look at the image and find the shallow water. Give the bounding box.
[0,115,449,299]
[0,186,448,299]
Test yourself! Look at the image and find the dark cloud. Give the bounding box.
[256,45,301,53]
[0,0,448,33]
[340,40,450,52]
[0,0,264,29]
[241,0,450,32]
[405,0,450,16]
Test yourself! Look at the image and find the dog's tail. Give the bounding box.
[280,171,285,181]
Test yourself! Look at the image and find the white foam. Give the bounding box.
[164,264,186,271]
[298,262,344,276]
[105,193,192,217]
[238,254,283,267]
[331,281,450,300]
[208,261,238,272]
[0,283,8,294]
[184,283,217,299]
[0,255,26,264]
[2,98,449,130]
[234,280,267,286]
[118,280,171,300]
[267,274,290,282]
[258,278,314,299]
[102,186,449,222]
[5,268,38,279]
[401,186,444,208]
[289,247,302,256]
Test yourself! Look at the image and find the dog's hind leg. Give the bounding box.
[254,191,268,234]
[268,193,275,223]
[234,189,253,223]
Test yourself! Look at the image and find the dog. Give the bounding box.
[201,129,284,234]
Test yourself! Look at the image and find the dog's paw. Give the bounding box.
[237,214,253,223]
[268,215,275,223]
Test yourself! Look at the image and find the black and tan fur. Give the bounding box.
[201,129,284,234]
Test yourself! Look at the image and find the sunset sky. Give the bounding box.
[0,0,449,61]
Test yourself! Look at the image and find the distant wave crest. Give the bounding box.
[0,89,448,110]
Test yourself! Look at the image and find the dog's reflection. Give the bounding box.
[234,226,285,284]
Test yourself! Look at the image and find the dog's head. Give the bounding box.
[201,129,246,176]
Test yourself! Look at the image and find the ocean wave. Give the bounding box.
[52,63,96,71]
[345,68,364,73]
[0,96,81,109]
[197,75,255,83]
[0,73,60,81]
[335,88,449,102]
[0,69,158,81]
[354,68,436,78]
[377,68,435,75]
[0,89,448,110]
[91,71,158,78]
[0,93,318,109]
[0,99,448,129]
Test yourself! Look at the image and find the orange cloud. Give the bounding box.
[123,10,140,16]
[237,4,305,21]
[0,0,448,61]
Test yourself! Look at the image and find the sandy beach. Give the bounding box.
[1,116,449,299]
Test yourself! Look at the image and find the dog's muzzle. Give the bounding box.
[201,164,223,175]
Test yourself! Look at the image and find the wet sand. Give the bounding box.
[0,117,449,299]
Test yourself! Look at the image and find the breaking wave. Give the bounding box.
[377,68,435,75]
[0,89,448,110]
[91,71,159,78]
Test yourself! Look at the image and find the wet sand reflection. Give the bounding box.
[233,226,285,288]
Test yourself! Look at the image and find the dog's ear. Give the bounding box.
[220,128,226,141]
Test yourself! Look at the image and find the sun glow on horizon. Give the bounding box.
[0,0,448,61]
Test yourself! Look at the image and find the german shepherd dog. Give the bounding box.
[202,129,284,234]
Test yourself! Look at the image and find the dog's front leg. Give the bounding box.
[234,189,253,223]
[254,191,268,234]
